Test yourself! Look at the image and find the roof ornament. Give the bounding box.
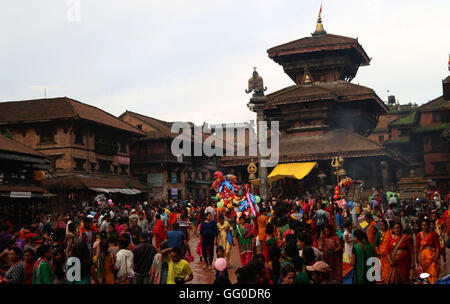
[312,3,327,37]
[245,67,267,96]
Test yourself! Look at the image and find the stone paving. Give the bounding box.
[186,227,241,284]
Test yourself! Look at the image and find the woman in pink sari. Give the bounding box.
[320,224,343,283]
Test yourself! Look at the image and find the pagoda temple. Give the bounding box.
[220,8,398,199]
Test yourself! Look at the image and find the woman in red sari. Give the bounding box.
[415,219,440,284]
[376,220,392,283]
[153,213,166,250]
[320,224,343,283]
[387,222,414,284]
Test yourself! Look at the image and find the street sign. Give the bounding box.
[10,191,32,198]
[118,156,130,165]
[147,173,163,187]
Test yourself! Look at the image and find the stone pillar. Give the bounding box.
[257,109,269,202]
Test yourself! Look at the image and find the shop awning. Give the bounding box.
[88,188,142,195]
[249,162,317,186]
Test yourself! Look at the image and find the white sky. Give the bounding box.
[0,0,449,125]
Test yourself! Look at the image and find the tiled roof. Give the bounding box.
[120,111,175,139]
[41,175,146,190]
[0,185,49,193]
[121,111,230,151]
[0,97,145,136]
[266,81,388,112]
[220,129,386,166]
[418,96,450,111]
[0,135,48,159]
[267,33,370,65]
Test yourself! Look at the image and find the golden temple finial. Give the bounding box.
[312,3,327,36]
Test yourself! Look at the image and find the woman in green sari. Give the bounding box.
[234,216,253,266]
[277,215,290,246]
[32,245,54,284]
[351,229,375,284]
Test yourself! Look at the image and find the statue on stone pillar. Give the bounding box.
[245,67,267,96]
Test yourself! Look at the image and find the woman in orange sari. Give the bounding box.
[431,212,446,263]
[376,220,391,283]
[415,219,440,284]
[365,214,378,247]
[387,222,414,284]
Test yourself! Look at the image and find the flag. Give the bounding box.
[319,3,323,18]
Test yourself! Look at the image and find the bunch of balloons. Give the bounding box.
[211,171,261,218]
[339,177,353,189]
[334,177,353,199]
[333,185,340,200]
[97,198,114,208]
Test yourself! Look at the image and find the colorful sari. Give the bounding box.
[435,218,446,259]
[32,258,54,284]
[377,230,392,283]
[387,234,413,284]
[352,242,374,284]
[257,214,268,241]
[262,232,278,263]
[321,234,343,283]
[153,219,166,250]
[367,222,378,247]
[234,224,253,266]
[149,253,163,284]
[278,224,290,243]
[416,231,440,284]
[217,221,232,258]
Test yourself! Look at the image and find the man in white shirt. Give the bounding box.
[204,202,216,218]
[388,195,398,207]
[385,204,396,228]
[97,214,104,227]
[314,203,328,239]
[100,214,110,232]
[115,238,135,283]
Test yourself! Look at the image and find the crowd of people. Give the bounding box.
[0,187,449,284]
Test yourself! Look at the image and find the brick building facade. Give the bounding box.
[0,97,147,210]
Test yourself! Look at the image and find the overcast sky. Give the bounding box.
[0,0,449,125]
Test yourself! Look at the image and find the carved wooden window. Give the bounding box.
[119,138,127,153]
[120,165,128,175]
[74,128,84,145]
[74,158,86,171]
[39,127,55,144]
[98,160,112,173]
[399,129,409,136]
[432,162,447,173]
[432,112,441,123]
